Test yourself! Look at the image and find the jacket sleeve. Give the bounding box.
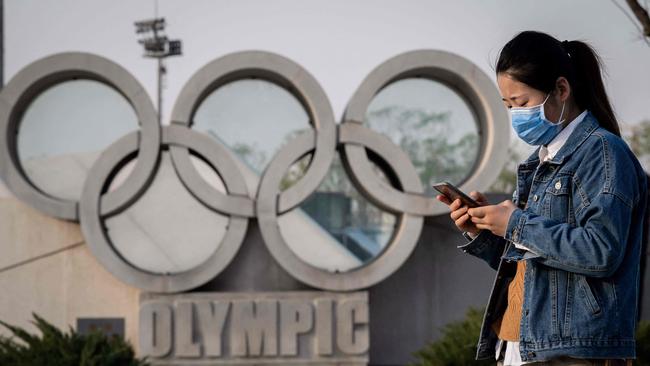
[503,190,634,278]
[457,230,508,271]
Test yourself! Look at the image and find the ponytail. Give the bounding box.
[496,31,621,137]
[563,40,620,137]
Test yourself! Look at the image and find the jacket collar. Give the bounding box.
[517,110,600,170]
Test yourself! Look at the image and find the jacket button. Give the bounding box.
[532,194,538,201]
[555,181,562,190]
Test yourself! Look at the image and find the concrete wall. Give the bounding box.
[0,196,141,351]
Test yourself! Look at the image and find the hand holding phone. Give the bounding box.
[432,181,481,208]
[433,181,487,236]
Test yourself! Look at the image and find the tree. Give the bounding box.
[409,307,493,366]
[623,119,650,172]
[365,105,479,193]
[0,313,147,366]
[625,0,650,39]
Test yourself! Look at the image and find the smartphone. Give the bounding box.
[432,181,481,208]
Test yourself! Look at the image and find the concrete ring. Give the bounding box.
[79,128,248,293]
[341,49,509,216]
[0,52,160,221]
[169,50,337,215]
[256,129,423,291]
[166,124,255,217]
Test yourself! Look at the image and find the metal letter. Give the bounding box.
[280,299,313,356]
[336,298,369,355]
[314,298,333,355]
[196,300,230,357]
[139,302,173,358]
[174,301,200,357]
[230,299,278,356]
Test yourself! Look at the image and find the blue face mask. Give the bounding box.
[510,93,566,146]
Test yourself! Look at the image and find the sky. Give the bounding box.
[3,0,650,198]
[6,0,650,125]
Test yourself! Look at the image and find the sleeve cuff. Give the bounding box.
[462,231,478,241]
[457,229,491,254]
[504,207,526,243]
[513,241,541,257]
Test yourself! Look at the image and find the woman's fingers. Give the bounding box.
[470,215,485,224]
[468,206,487,218]
[436,194,452,206]
[470,191,489,206]
[456,212,471,228]
[449,198,461,211]
[450,206,468,221]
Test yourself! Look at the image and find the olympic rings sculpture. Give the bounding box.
[0,50,509,293]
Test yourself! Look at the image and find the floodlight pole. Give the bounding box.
[134,17,181,125]
[157,58,163,124]
[151,19,164,125]
[0,0,4,89]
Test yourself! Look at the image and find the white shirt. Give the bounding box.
[539,109,589,164]
[497,109,588,365]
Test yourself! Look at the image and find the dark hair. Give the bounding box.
[496,31,620,137]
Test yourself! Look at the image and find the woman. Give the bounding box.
[437,31,648,365]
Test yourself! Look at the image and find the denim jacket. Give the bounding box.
[458,111,648,362]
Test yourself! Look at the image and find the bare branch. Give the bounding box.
[626,0,650,37]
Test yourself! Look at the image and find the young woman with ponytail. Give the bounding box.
[438,31,648,365]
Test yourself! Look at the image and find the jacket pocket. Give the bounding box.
[543,175,574,225]
[577,275,602,316]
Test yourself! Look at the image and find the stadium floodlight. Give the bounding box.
[134,18,166,34]
[134,17,181,58]
[134,17,182,123]
[168,40,182,56]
